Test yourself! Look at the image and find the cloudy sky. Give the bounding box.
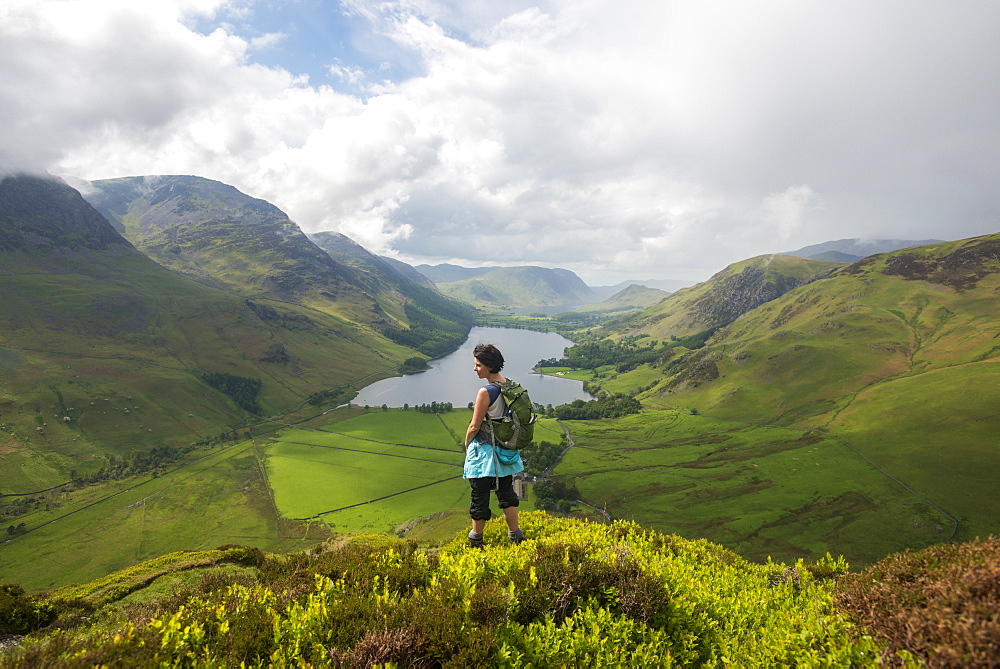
[2,0,998,285]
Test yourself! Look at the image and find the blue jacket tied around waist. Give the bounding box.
[463,383,524,479]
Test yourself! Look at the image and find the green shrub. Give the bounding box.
[219,544,266,568]
[0,514,887,667]
[0,584,56,635]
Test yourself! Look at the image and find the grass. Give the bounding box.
[553,408,952,566]
[828,361,1000,543]
[537,366,593,382]
[262,409,535,535]
[0,440,323,592]
[0,246,415,492]
[627,238,1000,553]
[1,381,541,593]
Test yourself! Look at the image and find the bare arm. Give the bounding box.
[464,387,491,447]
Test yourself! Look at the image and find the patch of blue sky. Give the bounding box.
[188,0,423,91]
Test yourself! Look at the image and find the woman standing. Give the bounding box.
[463,343,525,548]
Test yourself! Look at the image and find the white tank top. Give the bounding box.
[485,383,507,420]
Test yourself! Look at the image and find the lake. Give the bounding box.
[352,327,592,408]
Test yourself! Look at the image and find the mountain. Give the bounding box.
[784,238,944,262]
[649,234,1000,545]
[307,231,430,295]
[574,284,670,313]
[84,176,472,357]
[602,254,844,340]
[84,176,362,313]
[590,277,691,300]
[414,263,496,284]
[435,266,597,312]
[377,255,436,289]
[0,175,139,254]
[0,174,413,493]
[307,231,475,357]
[808,250,861,263]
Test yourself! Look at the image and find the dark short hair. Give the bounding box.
[473,343,504,373]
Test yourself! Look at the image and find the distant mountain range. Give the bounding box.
[414,263,495,284]
[414,263,692,312]
[433,266,596,313]
[589,278,692,299]
[783,238,944,262]
[573,284,671,316]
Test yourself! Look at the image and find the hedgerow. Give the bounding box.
[2,514,887,667]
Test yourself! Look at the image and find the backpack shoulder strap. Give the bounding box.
[485,382,502,404]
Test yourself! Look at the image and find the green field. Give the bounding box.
[0,440,324,592]
[549,408,954,567]
[0,398,977,593]
[263,409,542,535]
[0,407,551,592]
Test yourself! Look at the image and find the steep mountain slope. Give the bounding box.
[85,176,357,305]
[0,175,410,493]
[604,254,843,339]
[650,234,1000,543]
[377,255,436,289]
[84,176,471,356]
[308,231,475,357]
[437,266,596,311]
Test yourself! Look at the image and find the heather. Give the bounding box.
[3,514,882,667]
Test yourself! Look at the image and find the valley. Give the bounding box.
[2,173,997,601]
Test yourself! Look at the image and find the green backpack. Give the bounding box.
[485,379,538,450]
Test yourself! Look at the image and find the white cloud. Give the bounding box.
[760,186,821,241]
[2,0,998,285]
[329,60,367,86]
[249,31,285,50]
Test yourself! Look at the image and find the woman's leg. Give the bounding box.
[468,478,492,546]
[502,506,519,531]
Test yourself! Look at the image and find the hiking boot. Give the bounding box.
[508,528,524,544]
[468,531,484,549]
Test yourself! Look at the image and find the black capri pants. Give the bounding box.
[469,475,520,520]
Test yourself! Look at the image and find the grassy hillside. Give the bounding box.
[308,231,475,358]
[85,177,474,355]
[0,176,414,495]
[85,176,359,310]
[575,284,669,315]
[0,436,320,593]
[601,254,844,340]
[547,407,952,566]
[436,266,596,311]
[637,234,1000,546]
